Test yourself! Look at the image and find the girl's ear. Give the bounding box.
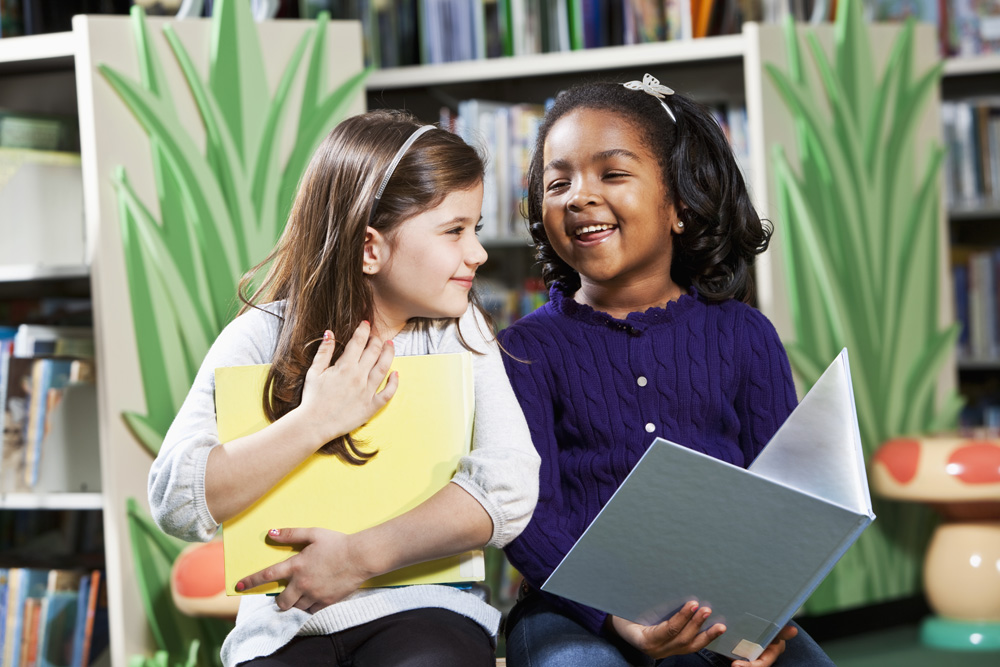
[673,205,689,235]
[363,226,388,275]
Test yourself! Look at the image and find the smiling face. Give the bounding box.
[366,182,487,336]
[541,108,683,310]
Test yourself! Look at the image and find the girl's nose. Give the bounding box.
[567,181,600,210]
[467,236,488,267]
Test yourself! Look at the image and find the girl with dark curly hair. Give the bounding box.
[498,78,835,667]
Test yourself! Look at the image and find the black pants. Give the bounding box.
[238,608,494,667]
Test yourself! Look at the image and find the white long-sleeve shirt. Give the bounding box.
[148,302,540,666]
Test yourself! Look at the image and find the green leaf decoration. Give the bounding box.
[102,0,368,657]
[126,499,230,666]
[122,411,167,457]
[101,0,367,451]
[766,0,956,612]
[128,640,200,667]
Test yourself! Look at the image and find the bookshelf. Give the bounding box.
[0,26,108,667]
[939,55,1000,431]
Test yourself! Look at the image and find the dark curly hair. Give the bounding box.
[524,81,771,304]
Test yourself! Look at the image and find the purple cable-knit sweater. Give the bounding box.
[499,283,798,636]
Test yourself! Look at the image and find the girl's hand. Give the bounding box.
[298,321,397,446]
[234,527,371,614]
[731,624,797,667]
[607,602,726,659]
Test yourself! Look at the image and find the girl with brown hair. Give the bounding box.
[148,110,540,667]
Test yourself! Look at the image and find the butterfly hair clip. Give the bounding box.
[623,73,677,122]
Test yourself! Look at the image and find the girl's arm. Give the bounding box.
[235,479,493,612]
[205,322,395,523]
[735,308,798,464]
[447,305,541,548]
[499,325,611,635]
[148,310,395,540]
[233,305,540,611]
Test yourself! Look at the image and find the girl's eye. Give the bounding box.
[546,180,568,192]
[475,222,484,234]
[447,227,463,235]
[604,171,628,179]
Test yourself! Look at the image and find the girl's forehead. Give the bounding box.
[545,108,649,159]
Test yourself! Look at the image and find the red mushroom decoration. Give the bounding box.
[873,436,1000,650]
[170,539,240,619]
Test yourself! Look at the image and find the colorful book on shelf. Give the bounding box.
[23,596,42,667]
[541,349,875,662]
[4,568,49,667]
[68,572,91,667]
[36,569,83,667]
[2,569,20,667]
[12,325,93,359]
[71,570,104,667]
[1,356,35,492]
[218,352,484,596]
[0,568,8,660]
[24,358,77,488]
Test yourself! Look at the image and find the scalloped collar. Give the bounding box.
[548,281,702,334]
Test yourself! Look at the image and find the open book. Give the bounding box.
[541,349,874,661]
[216,352,484,596]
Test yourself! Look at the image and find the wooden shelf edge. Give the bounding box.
[949,205,1000,222]
[944,54,1000,77]
[0,31,75,64]
[0,491,103,510]
[0,264,90,282]
[366,35,748,89]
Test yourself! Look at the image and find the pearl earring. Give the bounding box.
[676,220,685,230]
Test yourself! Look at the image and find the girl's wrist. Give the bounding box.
[281,406,343,454]
[344,529,391,581]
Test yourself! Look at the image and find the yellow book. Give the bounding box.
[217,352,484,596]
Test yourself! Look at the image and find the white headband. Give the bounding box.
[369,125,436,224]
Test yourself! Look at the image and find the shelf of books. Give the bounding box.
[366,34,746,88]
[939,48,1000,435]
[1,510,110,667]
[1,27,107,667]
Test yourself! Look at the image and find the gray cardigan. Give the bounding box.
[148,302,540,666]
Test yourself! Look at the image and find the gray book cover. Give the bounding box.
[541,349,875,661]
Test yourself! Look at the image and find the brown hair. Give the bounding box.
[238,110,485,463]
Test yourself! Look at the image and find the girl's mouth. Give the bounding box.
[573,224,617,244]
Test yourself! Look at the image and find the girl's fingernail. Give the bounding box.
[387,340,394,346]
[235,581,245,592]
[268,528,280,537]
[362,320,370,325]
[322,330,332,342]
